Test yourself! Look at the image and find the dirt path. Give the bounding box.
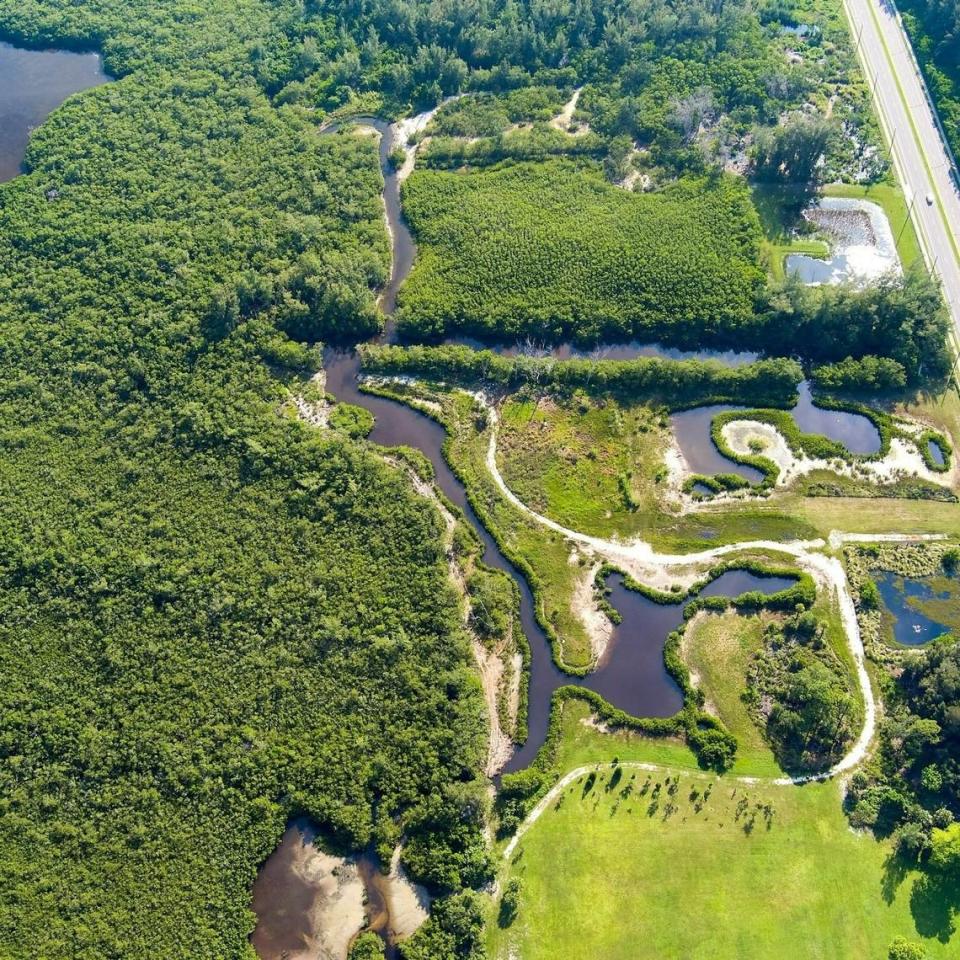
[503,757,835,860]
[470,393,952,786]
[549,87,582,131]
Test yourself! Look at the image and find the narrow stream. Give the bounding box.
[320,117,798,772]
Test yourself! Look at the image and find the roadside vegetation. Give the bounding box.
[899,0,960,159]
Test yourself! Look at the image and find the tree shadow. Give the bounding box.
[881,851,910,905]
[910,872,960,943]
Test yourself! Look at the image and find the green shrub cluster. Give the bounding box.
[760,270,952,386]
[811,355,908,393]
[396,160,766,344]
[360,344,803,409]
[683,472,752,496]
[420,126,606,169]
[846,638,960,899]
[429,87,572,138]
[918,429,953,473]
[744,611,861,773]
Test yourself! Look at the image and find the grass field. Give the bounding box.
[488,702,959,960]
[682,610,783,777]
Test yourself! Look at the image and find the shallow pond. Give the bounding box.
[875,571,954,646]
[670,404,765,484]
[790,381,880,455]
[251,817,408,960]
[671,381,881,482]
[0,41,109,182]
[785,197,900,286]
[928,439,946,467]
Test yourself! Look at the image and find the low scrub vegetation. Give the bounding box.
[361,344,802,408]
[744,610,860,773]
[397,160,766,344]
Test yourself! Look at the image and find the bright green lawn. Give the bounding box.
[488,703,958,960]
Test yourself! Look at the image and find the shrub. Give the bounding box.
[812,355,908,393]
[360,344,802,409]
[888,936,928,960]
[859,578,881,610]
[329,401,375,438]
[349,932,386,960]
[498,877,522,927]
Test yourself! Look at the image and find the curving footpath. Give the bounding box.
[471,395,948,808]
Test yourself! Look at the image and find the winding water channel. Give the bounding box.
[321,117,799,772]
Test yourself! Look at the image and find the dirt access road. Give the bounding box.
[843,0,960,352]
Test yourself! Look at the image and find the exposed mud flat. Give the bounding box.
[250,819,366,960]
[786,197,900,285]
[251,820,430,960]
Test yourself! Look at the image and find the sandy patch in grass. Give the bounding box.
[719,420,956,489]
[550,87,582,131]
[473,638,514,775]
[381,849,431,942]
[294,370,331,428]
[570,558,613,664]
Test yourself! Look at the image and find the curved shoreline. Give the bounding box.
[322,102,944,794]
[472,391,950,785]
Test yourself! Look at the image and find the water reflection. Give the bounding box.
[0,41,109,182]
[671,381,881,483]
[875,571,953,646]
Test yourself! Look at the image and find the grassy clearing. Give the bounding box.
[489,701,958,960]
[683,610,782,777]
[777,494,960,537]
[751,182,830,280]
[497,393,669,539]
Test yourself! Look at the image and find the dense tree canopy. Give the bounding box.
[0,3,489,957]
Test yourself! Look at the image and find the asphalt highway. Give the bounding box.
[843,0,960,356]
